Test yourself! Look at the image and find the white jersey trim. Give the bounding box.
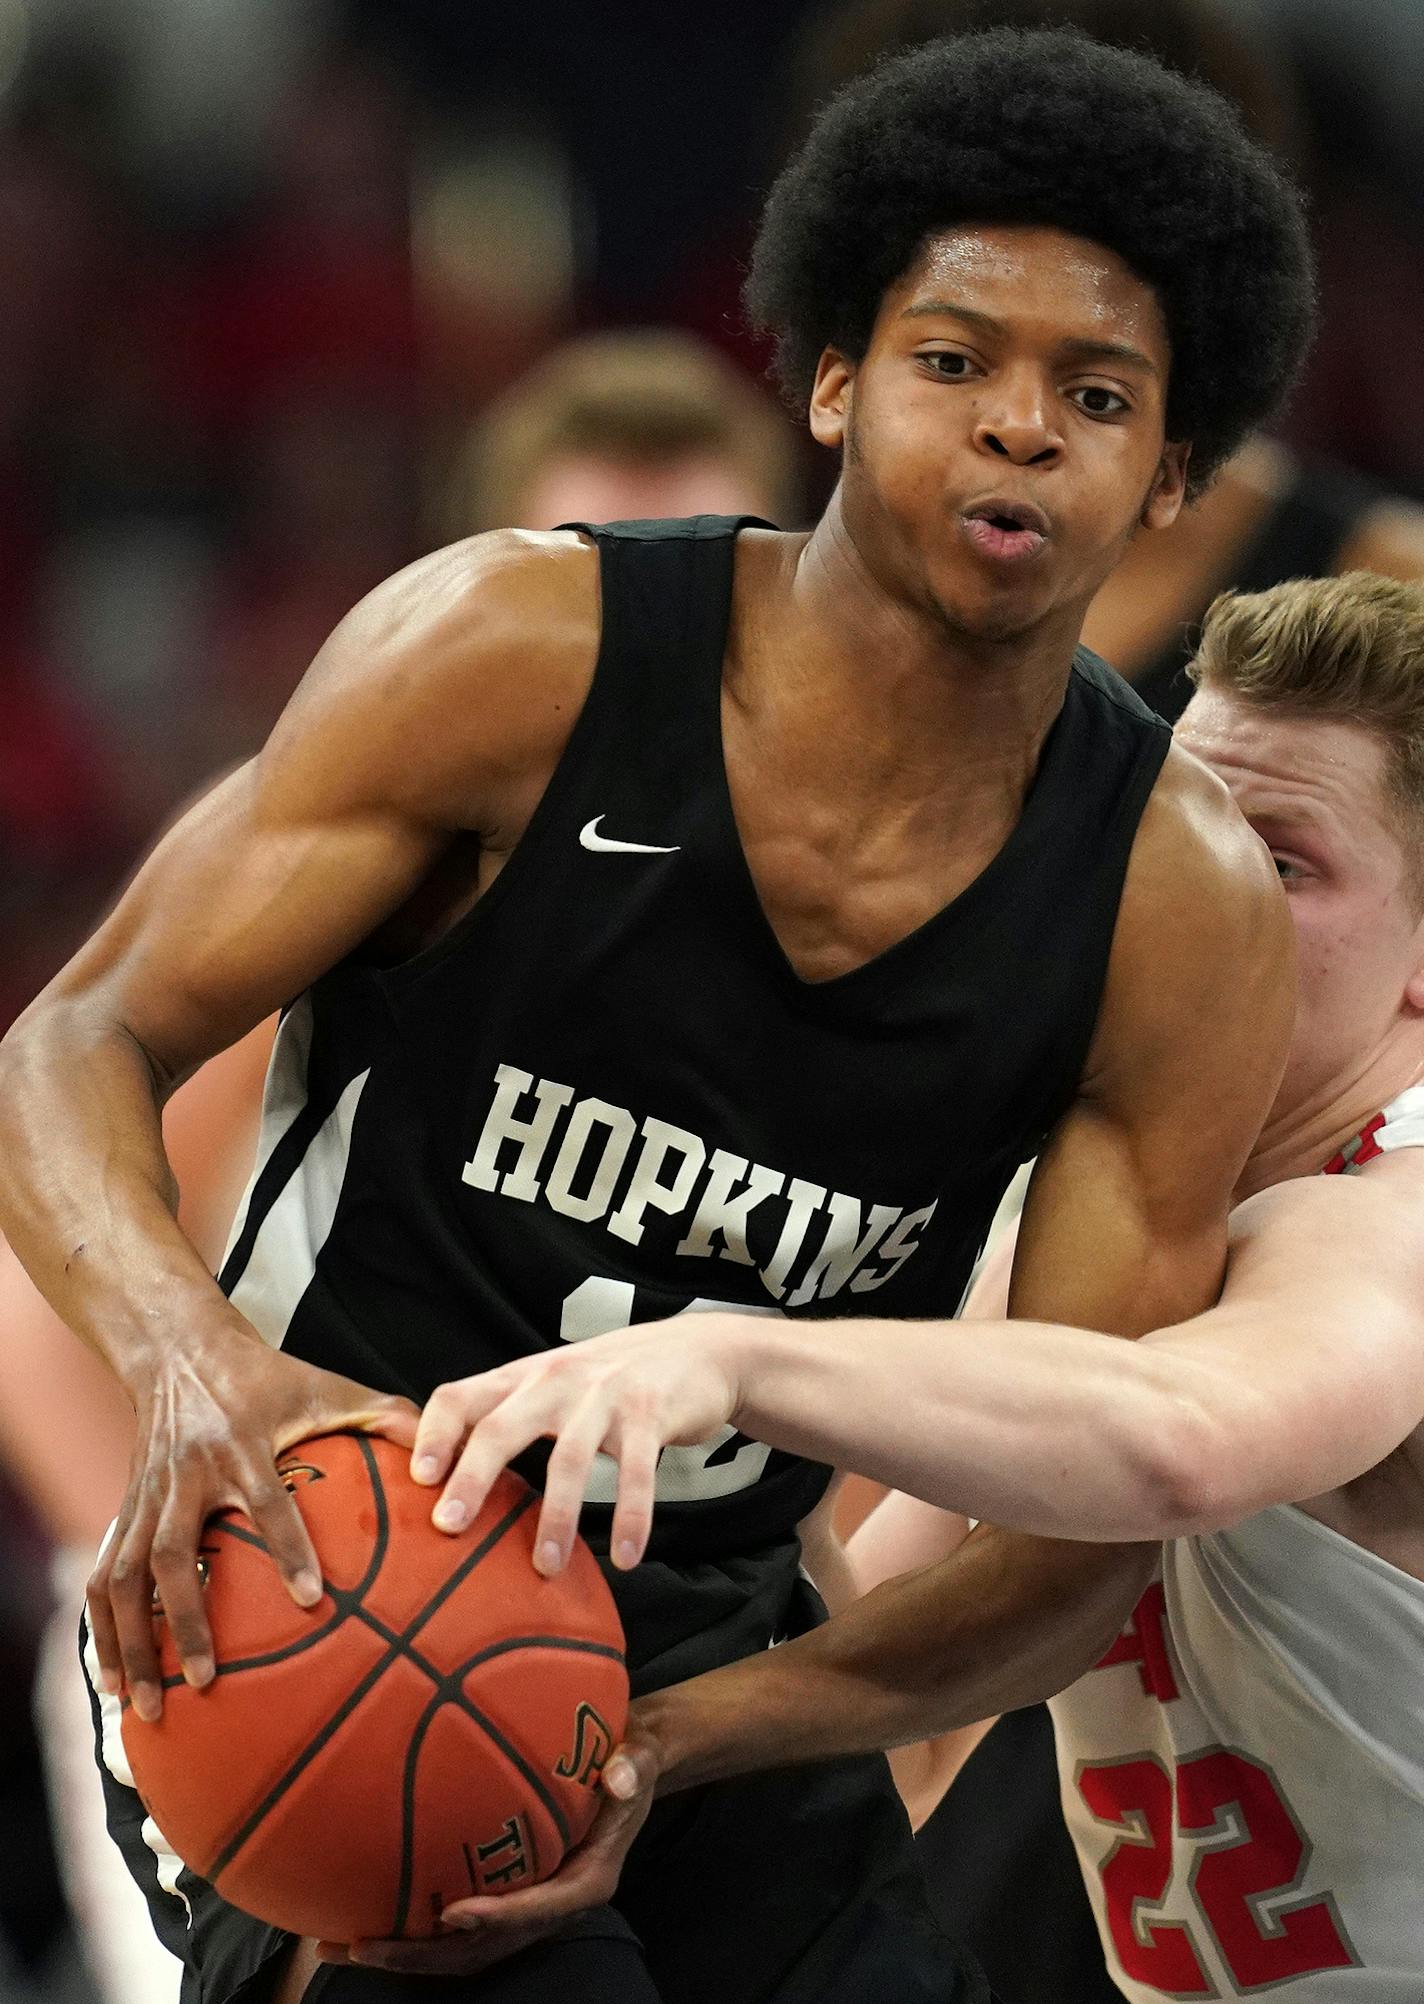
[81,1527,191,1926]
[1374,1081,1424,1155]
[226,1064,370,1350]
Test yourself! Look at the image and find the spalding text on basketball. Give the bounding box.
[555,1702,614,1789]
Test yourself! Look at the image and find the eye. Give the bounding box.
[1071,385,1129,417]
[1272,854,1305,883]
[921,350,977,380]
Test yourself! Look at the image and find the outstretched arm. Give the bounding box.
[410,748,1296,1566]
[713,1161,1424,1536]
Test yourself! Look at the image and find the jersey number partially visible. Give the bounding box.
[559,1275,777,1503]
[1077,1747,1356,1994]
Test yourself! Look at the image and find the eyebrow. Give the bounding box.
[900,298,1158,374]
[1250,801,1331,833]
[1244,797,1335,836]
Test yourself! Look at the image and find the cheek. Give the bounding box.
[1290,893,1404,1018]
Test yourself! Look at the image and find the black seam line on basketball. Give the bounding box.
[203,1488,537,1885]
[347,1608,626,1678]
[390,1666,572,1937]
[328,1608,624,1714]
[432,1633,626,1673]
[332,1612,626,1844]
[160,1441,393,1688]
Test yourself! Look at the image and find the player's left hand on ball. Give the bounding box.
[315,1735,658,1975]
[412,1322,753,1571]
[410,1314,749,1573]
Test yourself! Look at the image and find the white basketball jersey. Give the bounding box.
[1051,1084,1424,2000]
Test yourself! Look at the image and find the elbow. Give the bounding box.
[0,1004,43,1107]
[1118,1387,1245,1538]
[0,988,79,1092]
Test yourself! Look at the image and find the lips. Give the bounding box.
[960,497,1050,564]
[964,497,1051,537]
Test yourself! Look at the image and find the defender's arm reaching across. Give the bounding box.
[408,747,1296,1569]
[408,1145,1424,1959]
[426,1161,1424,1561]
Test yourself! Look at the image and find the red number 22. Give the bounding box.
[1078,1746,1356,1993]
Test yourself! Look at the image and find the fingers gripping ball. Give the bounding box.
[121,1432,628,1942]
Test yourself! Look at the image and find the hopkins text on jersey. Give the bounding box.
[462,1064,938,1308]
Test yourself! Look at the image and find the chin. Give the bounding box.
[927,587,1046,646]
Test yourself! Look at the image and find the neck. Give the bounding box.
[1237,1030,1424,1197]
[772,489,1080,789]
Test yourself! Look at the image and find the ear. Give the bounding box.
[808,350,854,451]
[1402,919,1424,1015]
[1141,440,1191,531]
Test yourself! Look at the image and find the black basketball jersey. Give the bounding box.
[219,516,1167,1611]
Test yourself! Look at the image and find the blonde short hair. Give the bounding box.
[1190,572,1424,881]
[448,330,798,535]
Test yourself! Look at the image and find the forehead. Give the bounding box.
[1176,689,1394,834]
[891,224,1170,362]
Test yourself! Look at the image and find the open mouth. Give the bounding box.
[961,498,1050,563]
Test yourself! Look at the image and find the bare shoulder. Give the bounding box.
[262,528,602,836]
[1129,740,1283,933]
[1094,741,1292,1073]
[1227,1151,1424,1304]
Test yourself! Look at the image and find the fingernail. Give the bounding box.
[614,1538,639,1570]
[434,1499,468,1532]
[605,1757,637,1799]
[536,1539,563,1575]
[412,1454,439,1483]
[443,1912,485,1932]
[183,1656,214,1690]
[294,1571,323,1607]
[134,1685,161,1724]
[100,1667,123,1696]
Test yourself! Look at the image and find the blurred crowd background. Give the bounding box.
[0,1,1419,1999]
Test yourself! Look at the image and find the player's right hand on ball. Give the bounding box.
[319,1729,661,1975]
[88,1324,417,1724]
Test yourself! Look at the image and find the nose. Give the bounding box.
[973,372,1063,467]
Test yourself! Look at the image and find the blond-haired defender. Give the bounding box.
[446,329,799,536]
[414,574,1424,1999]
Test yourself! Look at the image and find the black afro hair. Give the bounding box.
[745,27,1316,494]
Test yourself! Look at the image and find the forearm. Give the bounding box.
[728,1311,1204,1540]
[638,1527,1156,1793]
[0,997,243,1390]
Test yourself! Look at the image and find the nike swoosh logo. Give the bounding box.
[579,816,680,856]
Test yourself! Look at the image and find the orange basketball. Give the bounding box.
[121,1431,629,1942]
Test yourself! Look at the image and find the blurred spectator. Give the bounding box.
[445,328,801,536]
[1245,0,1423,201]
[164,54,419,442]
[1227,0,1424,495]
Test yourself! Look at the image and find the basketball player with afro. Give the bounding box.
[0,29,1313,2004]
[465,569,1424,2000]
